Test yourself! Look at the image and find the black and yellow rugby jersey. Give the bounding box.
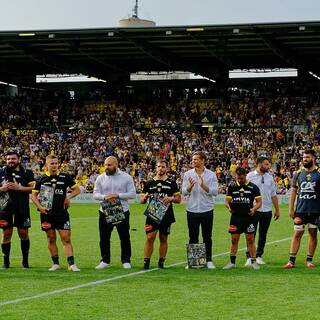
[143,177,180,224]
[226,181,261,216]
[33,172,77,216]
[0,165,35,212]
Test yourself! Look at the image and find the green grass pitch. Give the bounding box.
[1,203,319,319]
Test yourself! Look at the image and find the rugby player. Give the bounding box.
[284,149,320,269]
[0,151,35,268]
[31,155,80,271]
[223,167,262,270]
[141,160,181,270]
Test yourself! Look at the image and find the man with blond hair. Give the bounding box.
[31,155,80,272]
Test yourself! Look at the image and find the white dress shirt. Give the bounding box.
[93,169,136,212]
[182,168,219,213]
[246,170,277,212]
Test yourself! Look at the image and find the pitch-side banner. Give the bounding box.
[51,193,290,205]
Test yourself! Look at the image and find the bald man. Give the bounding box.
[93,156,136,269]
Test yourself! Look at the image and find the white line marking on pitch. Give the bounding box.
[0,237,291,307]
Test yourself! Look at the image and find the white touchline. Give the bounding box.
[0,237,291,307]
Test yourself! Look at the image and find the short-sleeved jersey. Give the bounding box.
[0,166,35,213]
[292,168,320,214]
[33,172,77,217]
[226,181,261,216]
[143,177,180,224]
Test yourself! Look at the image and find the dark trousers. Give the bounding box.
[246,211,272,258]
[99,211,131,264]
[187,210,214,261]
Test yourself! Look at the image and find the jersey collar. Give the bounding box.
[153,176,168,181]
[236,180,249,186]
[45,170,60,177]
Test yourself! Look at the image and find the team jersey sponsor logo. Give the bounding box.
[144,224,153,232]
[299,194,317,200]
[229,225,237,232]
[232,197,251,203]
[41,222,52,230]
[300,181,316,192]
[0,220,8,227]
[294,216,303,225]
[54,188,64,195]
[161,185,171,190]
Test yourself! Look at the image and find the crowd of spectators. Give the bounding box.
[0,88,319,194]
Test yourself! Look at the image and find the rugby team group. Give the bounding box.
[0,149,319,271]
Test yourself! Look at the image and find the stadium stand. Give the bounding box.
[0,87,319,194]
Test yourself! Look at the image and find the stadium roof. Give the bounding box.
[0,20,320,84]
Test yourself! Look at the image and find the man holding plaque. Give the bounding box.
[93,156,136,269]
[31,155,81,272]
[141,160,181,270]
[223,167,262,270]
[0,151,35,269]
[182,151,219,269]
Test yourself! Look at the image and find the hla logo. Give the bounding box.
[54,189,64,195]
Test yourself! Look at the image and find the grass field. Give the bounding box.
[1,203,319,320]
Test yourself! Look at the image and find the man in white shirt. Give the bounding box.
[182,151,219,269]
[93,156,136,269]
[245,157,280,266]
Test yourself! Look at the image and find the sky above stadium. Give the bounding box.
[0,0,319,30]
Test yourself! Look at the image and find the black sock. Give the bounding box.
[144,258,150,270]
[52,255,59,265]
[306,255,313,262]
[2,242,11,266]
[21,239,30,261]
[158,257,165,269]
[230,255,236,264]
[289,254,296,264]
[67,256,75,266]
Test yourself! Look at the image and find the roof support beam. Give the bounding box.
[187,33,234,69]
[8,42,118,81]
[115,31,221,80]
[254,29,320,77]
